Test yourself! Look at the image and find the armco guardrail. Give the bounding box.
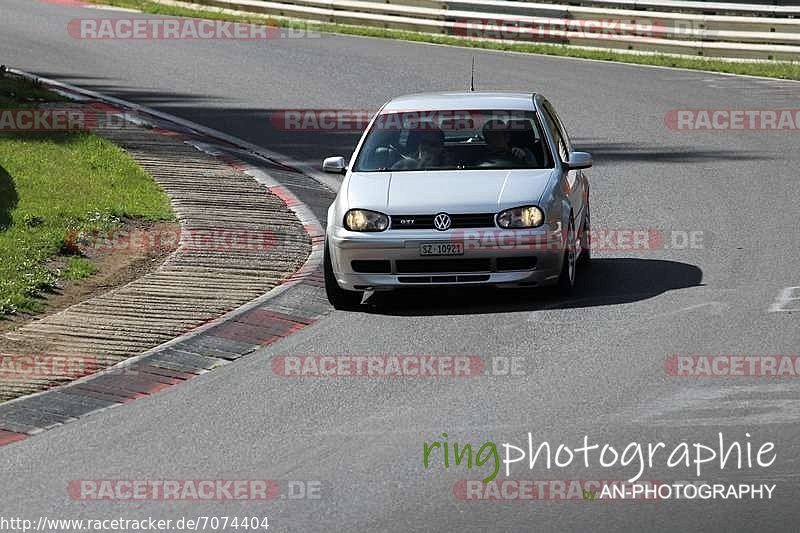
[515,1,800,17]
[178,0,800,60]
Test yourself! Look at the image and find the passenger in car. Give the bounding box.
[482,119,540,166]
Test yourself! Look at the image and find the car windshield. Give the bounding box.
[352,110,552,172]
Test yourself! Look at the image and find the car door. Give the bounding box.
[541,101,586,230]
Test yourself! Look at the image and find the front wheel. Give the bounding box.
[324,239,363,310]
[578,201,591,267]
[557,216,577,296]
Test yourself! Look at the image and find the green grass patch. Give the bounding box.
[89,0,800,80]
[0,73,65,108]
[0,73,174,316]
[62,257,100,280]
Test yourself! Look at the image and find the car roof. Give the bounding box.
[380,92,537,113]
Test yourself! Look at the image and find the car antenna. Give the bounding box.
[469,56,475,91]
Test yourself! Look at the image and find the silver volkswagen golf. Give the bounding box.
[322,92,592,309]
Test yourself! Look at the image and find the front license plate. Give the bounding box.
[419,242,464,256]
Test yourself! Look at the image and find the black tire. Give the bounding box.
[324,239,363,310]
[557,216,577,296]
[578,201,591,267]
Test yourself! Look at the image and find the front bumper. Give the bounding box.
[328,225,565,290]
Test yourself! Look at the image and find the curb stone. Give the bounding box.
[0,71,336,445]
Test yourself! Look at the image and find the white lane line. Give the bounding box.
[621,383,800,427]
[769,286,800,313]
[87,4,141,11]
[527,299,726,324]
[648,301,727,320]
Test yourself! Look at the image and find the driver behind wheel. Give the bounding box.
[391,125,451,170]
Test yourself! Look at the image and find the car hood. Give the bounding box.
[346,169,555,213]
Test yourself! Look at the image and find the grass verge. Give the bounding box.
[0,73,174,316]
[88,0,800,80]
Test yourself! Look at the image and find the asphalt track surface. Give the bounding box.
[1,1,799,531]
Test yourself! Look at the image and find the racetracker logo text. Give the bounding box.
[67,18,318,40]
[64,227,277,254]
[450,229,704,252]
[0,108,95,132]
[67,480,280,501]
[665,109,800,131]
[665,355,800,377]
[269,110,540,132]
[453,17,666,42]
[272,355,486,377]
[0,354,97,381]
[453,479,662,500]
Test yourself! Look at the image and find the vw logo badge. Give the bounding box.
[433,213,452,231]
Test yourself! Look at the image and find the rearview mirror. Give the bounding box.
[323,156,347,175]
[564,151,592,170]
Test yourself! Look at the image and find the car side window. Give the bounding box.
[542,107,569,164]
[544,102,574,154]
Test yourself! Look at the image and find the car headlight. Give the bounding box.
[497,206,545,228]
[344,209,389,232]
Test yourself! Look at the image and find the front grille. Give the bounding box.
[390,213,495,230]
[398,275,491,284]
[450,213,497,229]
[396,258,491,273]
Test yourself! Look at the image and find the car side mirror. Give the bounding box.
[564,151,592,170]
[323,156,347,175]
